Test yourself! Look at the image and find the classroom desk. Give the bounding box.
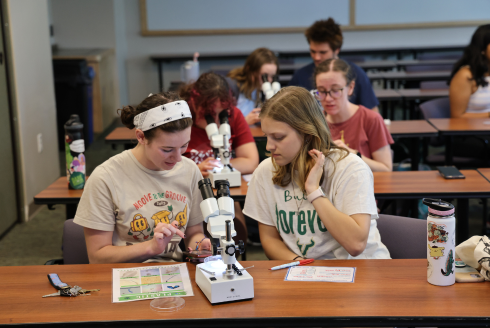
[368,70,451,89]
[33,177,249,219]
[428,118,490,165]
[2,259,489,327]
[396,58,456,68]
[373,169,490,243]
[478,168,490,182]
[105,126,135,147]
[387,120,439,170]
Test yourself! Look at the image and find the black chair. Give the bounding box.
[377,214,427,259]
[45,219,89,265]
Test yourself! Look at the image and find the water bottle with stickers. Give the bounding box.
[424,198,455,286]
[64,114,86,190]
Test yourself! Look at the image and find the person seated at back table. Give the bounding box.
[289,18,379,113]
[449,24,490,118]
[179,72,259,236]
[313,58,393,172]
[227,47,279,126]
[243,86,390,260]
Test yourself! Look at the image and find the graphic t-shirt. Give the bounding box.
[289,61,379,109]
[184,107,255,164]
[243,151,390,260]
[328,105,394,158]
[74,150,204,262]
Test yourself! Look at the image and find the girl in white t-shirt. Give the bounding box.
[243,86,390,260]
[74,92,211,263]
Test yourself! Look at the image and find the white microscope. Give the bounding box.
[195,178,254,304]
[261,73,281,100]
[204,110,241,187]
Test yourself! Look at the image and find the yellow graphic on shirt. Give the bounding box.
[340,130,349,147]
[130,214,149,232]
[173,204,188,229]
[152,209,172,225]
[128,214,151,240]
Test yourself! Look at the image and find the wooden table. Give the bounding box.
[33,177,250,219]
[428,118,490,165]
[478,168,490,182]
[387,120,439,170]
[373,169,490,243]
[105,127,135,148]
[1,259,489,327]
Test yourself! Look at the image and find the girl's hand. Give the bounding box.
[151,223,185,254]
[197,157,221,177]
[245,108,261,125]
[305,149,325,195]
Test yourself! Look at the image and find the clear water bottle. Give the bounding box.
[64,114,85,190]
[424,198,455,286]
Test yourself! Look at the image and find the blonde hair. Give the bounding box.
[259,86,348,193]
[228,48,279,100]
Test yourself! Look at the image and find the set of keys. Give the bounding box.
[42,273,100,298]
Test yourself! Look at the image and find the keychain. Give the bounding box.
[42,273,100,298]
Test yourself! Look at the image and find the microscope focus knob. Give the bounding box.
[238,240,245,254]
[225,245,236,256]
[223,150,230,158]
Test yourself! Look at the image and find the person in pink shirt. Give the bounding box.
[313,58,394,172]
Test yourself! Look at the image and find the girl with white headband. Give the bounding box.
[74,92,210,263]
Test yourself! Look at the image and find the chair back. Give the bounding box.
[377,214,427,259]
[63,219,89,264]
[419,97,450,119]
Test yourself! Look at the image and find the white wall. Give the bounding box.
[51,0,481,105]
[6,0,59,221]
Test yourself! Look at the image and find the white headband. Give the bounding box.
[133,100,192,131]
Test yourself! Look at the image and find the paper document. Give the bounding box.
[285,266,356,283]
[112,263,193,303]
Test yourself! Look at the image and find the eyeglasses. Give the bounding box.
[311,88,344,100]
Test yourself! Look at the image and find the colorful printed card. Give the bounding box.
[112,263,193,303]
[284,266,356,283]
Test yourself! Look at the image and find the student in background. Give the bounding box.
[289,18,379,113]
[243,86,390,260]
[449,24,490,118]
[227,48,279,125]
[74,92,210,263]
[313,58,393,172]
[180,72,259,234]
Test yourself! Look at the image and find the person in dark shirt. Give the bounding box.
[289,18,379,112]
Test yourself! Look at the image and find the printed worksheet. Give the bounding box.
[112,263,193,303]
[285,266,356,283]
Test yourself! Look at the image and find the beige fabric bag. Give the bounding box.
[455,235,490,281]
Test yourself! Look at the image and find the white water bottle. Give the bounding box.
[424,198,456,286]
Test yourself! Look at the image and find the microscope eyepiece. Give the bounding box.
[198,178,215,200]
[204,115,215,125]
[218,110,229,125]
[215,180,230,198]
